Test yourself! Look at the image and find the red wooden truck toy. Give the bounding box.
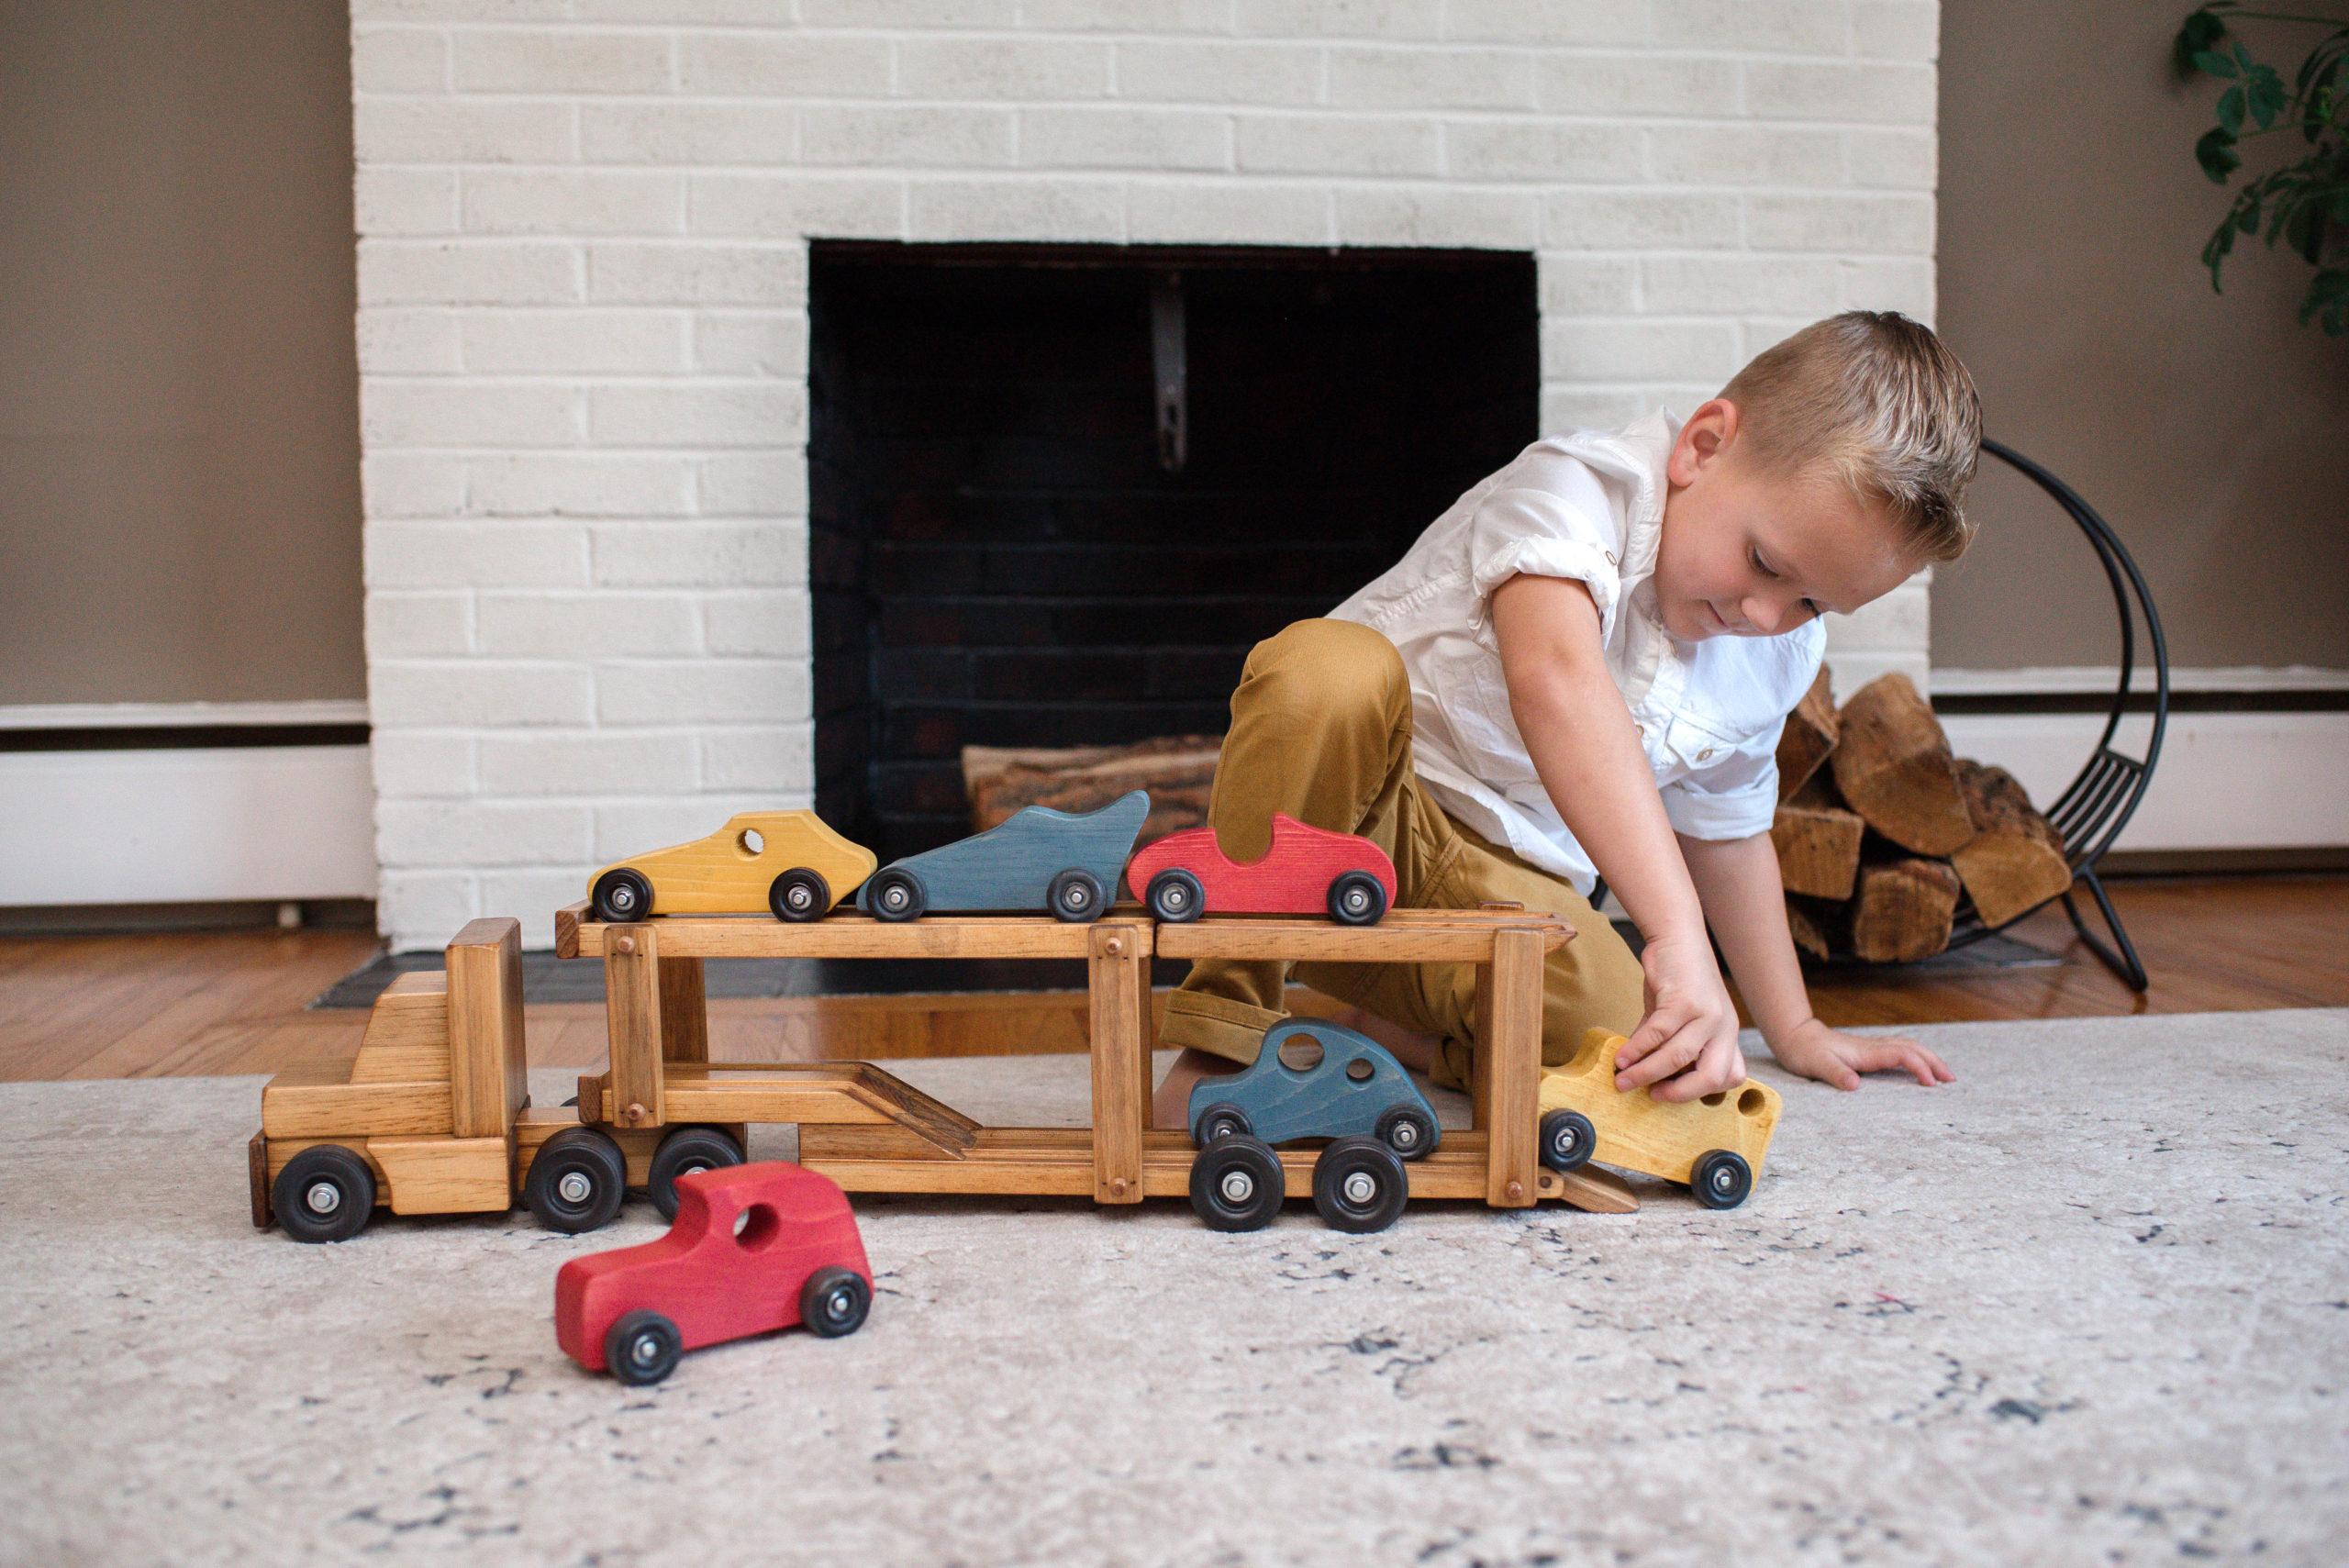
[554,1162,874,1386]
[1124,813,1397,925]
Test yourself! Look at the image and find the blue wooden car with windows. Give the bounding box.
[855,790,1151,923]
[1186,1018,1442,1235]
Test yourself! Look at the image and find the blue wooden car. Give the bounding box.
[1186,1018,1442,1234]
[855,790,1151,923]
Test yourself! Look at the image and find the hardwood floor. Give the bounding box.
[1,874,2343,1082]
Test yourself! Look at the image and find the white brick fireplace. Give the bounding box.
[353,0,1943,950]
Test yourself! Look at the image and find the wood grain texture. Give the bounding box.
[1477,927,1543,1207]
[1772,799,1865,900]
[1850,859,1963,963]
[348,973,450,1084]
[445,917,528,1140]
[1830,673,1975,856]
[588,810,876,917]
[1538,1029,1781,1188]
[855,790,1150,917]
[1776,662,1839,802]
[657,956,709,1065]
[261,1062,452,1139]
[1951,758,2074,928]
[567,913,1105,961]
[1155,911,1573,964]
[601,924,664,1129]
[368,1135,513,1214]
[1124,813,1398,917]
[1087,919,1150,1202]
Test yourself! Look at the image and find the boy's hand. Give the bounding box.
[1615,930,1746,1102]
[1769,1017,1954,1090]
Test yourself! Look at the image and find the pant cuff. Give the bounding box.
[1158,990,1286,1065]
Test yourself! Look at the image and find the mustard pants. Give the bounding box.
[1157,618,1647,1089]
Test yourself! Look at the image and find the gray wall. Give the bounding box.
[0,1,364,706]
[1935,0,2349,671]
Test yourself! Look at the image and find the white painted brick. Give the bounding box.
[1237,0,1441,39]
[368,732,477,800]
[368,661,596,728]
[358,309,463,374]
[452,28,673,94]
[691,312,809,377]
[1535,55,1742,118]
[477,868,597,930]
[462,309,690,374]
[356,168,460,236]
[360,240,582,306]
[1335,186,1540,249]
[362,382,586,448]
[1836,257,1935,319]
[369,521,590,590]
[688,175,905,239]
[1544,318,1741,382]
[1129,182,1331,244]
[1820,647,1930,699]
[1022,0,1231,28]
[480,592,698,655]
[701,726,814,794]
[1744,193,1932,253]
[478,730,698,797]
[1640,256,1843,315]
[1854,1,1941,61]
[798,0,1017,24]
[1542,190,1742,250]
[596,661,811,726]
[696,455,810,518]
[1848,128,1935,190]
[1540,256,1639,315]
[1115,43,1323,106]
[591,797,779,861]
[1541,385,1650,430]
[801,107,1017,168]
[1442,0,1650,45]
[1019,109,1229,172]
[367,592,473,657]
[363,453,467,518]
[1746,61,1938,126]
[353,97,573,164]
[354,0,570,19]
[462,170,685,236]
[579,103,796,165]
[675,33,893,97]
[588,244,807,306]
[374,872,479,953]
[592,522,807,586]
[466,454,697,517]
[1653,0,1851,53]
[907,179,1127,241]
[1443,121,1644,183]
[898,39,1112,100]
[1237,114,1438,175]
[379,799,595,865]
[589,384,807,447]
[567,0,786,21]
[1329,47,1534,109]
[1647,126,1844,188]
[352,28,448,94]
[703,591,813,657]
[1823,579,1932,651]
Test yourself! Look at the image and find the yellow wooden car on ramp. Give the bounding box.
[1536,1027,1782,1208]
[588,810,878,924]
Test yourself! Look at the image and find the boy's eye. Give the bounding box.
[1750,548,1779,579]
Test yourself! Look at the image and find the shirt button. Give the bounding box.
[1698,748,1714,761]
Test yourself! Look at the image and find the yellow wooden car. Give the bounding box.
[587,811,878,924]
[1535,1027,1782,1208]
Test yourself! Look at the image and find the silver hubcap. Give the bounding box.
[1162,885,1187,911]
[1712,1167,1735,1193]
[882,885,907,910]
[1342,1172,1377,1206]
[1063,884,1089,910]
[305,1181,340,1216]
[630,1336,660,1366]
[612,886,635,911]
[558,1171,592,1205]
[1344,887,1369,913]
[788,885,812,910]
[682,1162,708,1179]
[1390,1123,1417,1149]
[1219,1170,1255,1204]
[824,1289,852,1319]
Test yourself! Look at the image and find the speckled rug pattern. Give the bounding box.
[2,1010,2344,1568]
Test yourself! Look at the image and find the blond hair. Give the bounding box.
[1718,311,1984,563]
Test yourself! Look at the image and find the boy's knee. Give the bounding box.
[1240,619,1406,728]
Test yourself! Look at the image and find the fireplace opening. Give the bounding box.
[809,241,1539,865]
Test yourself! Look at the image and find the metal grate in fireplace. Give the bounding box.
[808,241,1538,865]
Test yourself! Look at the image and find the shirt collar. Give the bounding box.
[1616,407,1681,589]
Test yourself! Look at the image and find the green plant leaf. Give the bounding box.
[2176,10,2230,75]
[2195,47,2240,79]
[2248,64,2288,128]
[2299,267,2349,333]
[2196,126,2243,180]
[2219,83,2247,134]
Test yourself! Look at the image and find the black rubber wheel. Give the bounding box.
[647,1126,744,1221]
[1187,1136,1286,1231]
[1374,1103,1440,1161]
[867,867,926,923]
[1191,1100,1252,1147]
[591,866,653,924]
[799,1266,872,1338]
[524,1127,628,1234]
[1312,1136,1409,1233]
[1690,1149,1753,1209]
[604,1309,683,1386]
[1326,870,1388,926]
[1046,867,1106,923]
[1539,1108,1598,1173]
[273,1145,375,1243]
[768,867,831,923]
[1146,868,1206,923]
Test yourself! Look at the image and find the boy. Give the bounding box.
[1153,311,1974,1125]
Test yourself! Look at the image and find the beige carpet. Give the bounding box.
[2,1010,2344,1567]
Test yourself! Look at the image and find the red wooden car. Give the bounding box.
[1124,813,1398,925]
[554,1162,873,1386]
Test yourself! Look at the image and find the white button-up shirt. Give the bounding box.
[1330,410,1825,896]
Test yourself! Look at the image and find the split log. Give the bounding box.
[962,736,1221,847]
[1771,798,1865,901]
[1829,673,1975,857]
[1951,759,2073,928]
[1776,663,1839,802]
[1785,895,1834,962]
[1849,858,1961,964]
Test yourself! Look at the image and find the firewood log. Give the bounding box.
[1772,798,1865,900]
[1849,858,1961,963]
[1829,673,1974,856]
[1776,663,1838,802]
[1951,758,2073,928]
[1785,895,1834,961]
[962,737,1221,846]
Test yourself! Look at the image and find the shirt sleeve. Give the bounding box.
[1659,716,1784,840]
[1464,450,1632,644]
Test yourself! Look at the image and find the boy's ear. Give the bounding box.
[1668,399,1742,487]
